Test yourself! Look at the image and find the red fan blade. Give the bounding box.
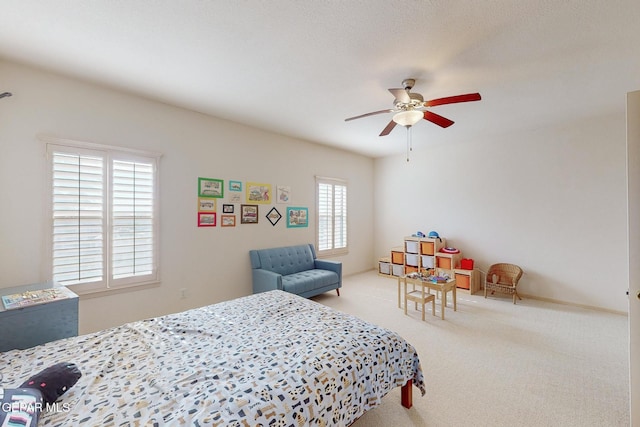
[379,120,398,136]
[345,109,393,121]
[425,93,481,107]
[423,110,454,128]
[388,88,410,104]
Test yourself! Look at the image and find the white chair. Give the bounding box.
[405,283,436,321]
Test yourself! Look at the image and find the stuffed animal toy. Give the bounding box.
[19,362,82,405]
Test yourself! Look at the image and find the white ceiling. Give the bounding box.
[1,1,640,158]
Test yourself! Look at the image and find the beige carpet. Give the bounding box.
[312,271,630,427]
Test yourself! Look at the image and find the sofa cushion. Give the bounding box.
[256,245,316,276]
[282,269,339,295]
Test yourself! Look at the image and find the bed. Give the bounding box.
[1,290,425,426]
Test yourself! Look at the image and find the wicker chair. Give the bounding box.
[484,263,523,304]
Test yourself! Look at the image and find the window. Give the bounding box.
[316,176,348,256]
[45,137,161,294]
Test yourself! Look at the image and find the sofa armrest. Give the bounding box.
[252,269,283,293]
[315,259,342,285]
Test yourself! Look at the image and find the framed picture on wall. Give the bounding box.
[198,197,216,212]
[266,207,282,226]
[241,204,259,224]
[246,182,272,204]
[286,207,308,228]
[221,215,236,227]
[222,204,234,213]
[198,177,224,198]
[276,185,290,204]
[198,212,216,227]
[229,180,242,192]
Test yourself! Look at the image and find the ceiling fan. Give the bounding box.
[345,78,481,136]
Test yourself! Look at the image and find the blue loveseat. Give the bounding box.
[249,244,342,298]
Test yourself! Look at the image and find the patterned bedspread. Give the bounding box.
[1,290,425,426]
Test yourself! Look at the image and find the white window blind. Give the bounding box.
[316,177,348,256]
[47,139,160,294]
[111,160,155,283]
[52,152,105,286]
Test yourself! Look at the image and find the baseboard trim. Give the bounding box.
[517,293,628,316]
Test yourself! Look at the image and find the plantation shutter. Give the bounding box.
[318,182,333,251]
[47,138,160,294]
[51,151,105,287]
[333,184,347,249]
[111,159,155,284]
[316,177,348,255]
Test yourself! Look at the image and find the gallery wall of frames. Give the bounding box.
[197,177,308,228]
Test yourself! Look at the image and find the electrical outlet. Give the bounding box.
[180,288,187,299]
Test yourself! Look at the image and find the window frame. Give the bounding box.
[43,135,162,296]
[315,176,348,257]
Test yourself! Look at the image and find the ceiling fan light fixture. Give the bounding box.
[393,110,423,127]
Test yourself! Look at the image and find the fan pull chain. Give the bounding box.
[410,126,413,152]
[406,126,413,162]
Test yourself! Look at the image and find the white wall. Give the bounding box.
[0,57,627,332]
[0,60,375,333]
[374,115,628,313]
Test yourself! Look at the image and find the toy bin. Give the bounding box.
[420,241,435,255]
[404,239,419,254]
[391,247,404,264]
[421,255,434,268]
[436,255,452,269]
[455,273,471,290]
[405,266,419,274]
[436,252,461,270]
[405,253,419,267]
[392,264,405,277]
[378,257,391,275]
